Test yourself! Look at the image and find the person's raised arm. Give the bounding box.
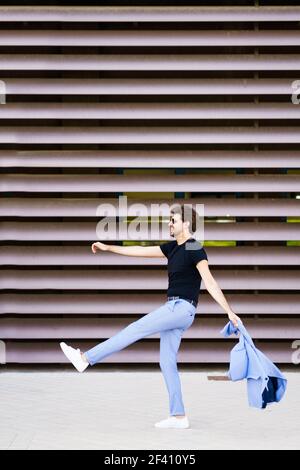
[91,241,165,258]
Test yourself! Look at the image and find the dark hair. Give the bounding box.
[170,203,199,233]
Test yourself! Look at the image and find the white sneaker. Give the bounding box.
[155,416,190,429]
[60,342,89,373]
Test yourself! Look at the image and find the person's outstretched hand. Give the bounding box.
[227,310,242,328]
[91,241,110,254]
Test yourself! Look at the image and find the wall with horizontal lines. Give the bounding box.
[0,1,300,365]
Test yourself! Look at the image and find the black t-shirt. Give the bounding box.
[159,237,208,305]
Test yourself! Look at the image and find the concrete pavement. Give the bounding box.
[0,366,298,450]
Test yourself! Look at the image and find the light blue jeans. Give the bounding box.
[84,298,197,416]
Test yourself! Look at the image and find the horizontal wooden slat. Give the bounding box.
[1,150,300,168]
[0,318,298,340]
[1,30,300,46]
[1,197,300,218]
[0,6,299,22]
[1,246,299,266]
[1,103,300,120]
[1,79,295,96]
[1,174,300,193]
[4,341,293,364]
[1,269,299,290]
[1,222,299,241]
[0,54,299,71]
[0,126,299,144]
[1,293,299,315]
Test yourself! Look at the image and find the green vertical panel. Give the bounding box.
[287,169,300,246]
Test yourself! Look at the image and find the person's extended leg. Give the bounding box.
[84,300,191,366]
[159,328,186,417]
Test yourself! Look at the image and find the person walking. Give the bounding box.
[60,204,241,429]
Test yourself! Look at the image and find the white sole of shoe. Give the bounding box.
[155,421,190,429]
[60,342,87,372]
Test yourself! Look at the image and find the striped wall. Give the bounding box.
[0,1,300,365]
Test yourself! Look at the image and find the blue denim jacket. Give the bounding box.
[220,320,287,409]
